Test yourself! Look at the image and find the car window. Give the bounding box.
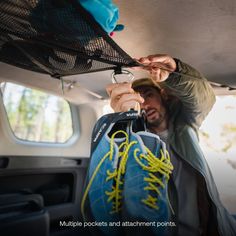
[1,82,73,143]
[199,95,236,214]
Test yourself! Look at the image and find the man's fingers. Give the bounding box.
[106,82,144,112]
[106,83,133,98]
[139,54,176,71]
[137,54,167,64]
[106,83,119,96]
[118,93,144,105]
[160,70,170,81]
[138,57,151,64]
[110,83,134,99]
[130,65,145,71]
[110,93,144,111]
[147,54,168,62]
[150,69,161,82]
[117,100,141,112]
[150,69,169,82]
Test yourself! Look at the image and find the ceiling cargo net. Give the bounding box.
[0,0,138,78]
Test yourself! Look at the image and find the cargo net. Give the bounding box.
[0,0,138,77]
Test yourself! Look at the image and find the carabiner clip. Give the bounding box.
[111,69,134,84]
[111,68,142,116]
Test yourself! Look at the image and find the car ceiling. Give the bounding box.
[0,0,236,103]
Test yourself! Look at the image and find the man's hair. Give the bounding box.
[132,78,161,92]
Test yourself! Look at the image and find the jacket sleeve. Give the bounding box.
[159,59,216,128]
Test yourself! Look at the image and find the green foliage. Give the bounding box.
[221,124,236,153]
[2,83,73,143]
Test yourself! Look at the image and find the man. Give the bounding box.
[106,54,236,236]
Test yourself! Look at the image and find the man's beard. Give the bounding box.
[146,110,167,130]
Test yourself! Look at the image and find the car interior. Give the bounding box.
[0,1,236,236]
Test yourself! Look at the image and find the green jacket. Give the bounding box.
[160,59,236,236]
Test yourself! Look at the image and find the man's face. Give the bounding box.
[135,86,167,127]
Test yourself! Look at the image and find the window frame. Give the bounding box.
[0,82,80,147]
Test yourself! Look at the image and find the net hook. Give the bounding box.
[111,68,134,84]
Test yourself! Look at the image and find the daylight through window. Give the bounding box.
[199,95,236,213]
[1,82,73,143]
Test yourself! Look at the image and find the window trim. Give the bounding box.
[0,82,80,147]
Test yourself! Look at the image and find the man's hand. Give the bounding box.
[106,54,176,112]
[106,83,144,112]
[136,54,176,83]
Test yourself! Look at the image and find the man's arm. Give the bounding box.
[159,59,216,128]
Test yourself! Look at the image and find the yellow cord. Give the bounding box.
[133,146,173,210]
[142,195,159,210]
[105,130,137,214]
[81,130,132,218]
[81,151,110,219]
[111,140,137,213]
[81,128,174,218]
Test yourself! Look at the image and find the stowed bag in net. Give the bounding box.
[81,111,174,236]
[0,0,138,77]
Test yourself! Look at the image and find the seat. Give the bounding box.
[0,193,49,236]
